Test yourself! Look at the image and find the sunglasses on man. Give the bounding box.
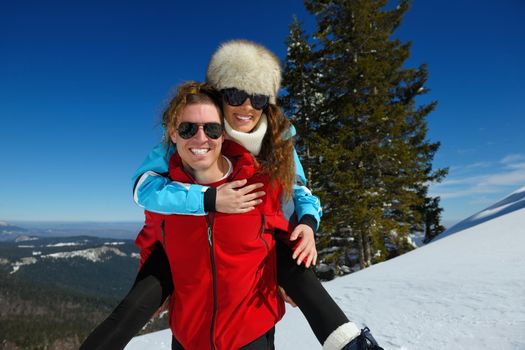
[177,122,224,140]
[221,88,270,110]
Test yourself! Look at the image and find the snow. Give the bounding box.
[46,242,84,247]
[42,246,127,262]
[407,232,425,248]
[10,257,37,274]
[126,330,172,349]
[14,235,38,242]
[435,185,525,241]
[104,241,126,246]
[472,197,525,219]
[125,188,525,349]
[7,244,133,275]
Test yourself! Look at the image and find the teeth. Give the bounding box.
[237,115,252,121]
[190,148,209,155]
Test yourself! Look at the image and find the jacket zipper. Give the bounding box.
[205,213,217,350]
[161,220,166,248]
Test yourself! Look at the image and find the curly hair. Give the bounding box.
[161,81,223,150]
[257,104,295,201]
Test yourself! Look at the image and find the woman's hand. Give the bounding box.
[290,224,318,268]
[216,179,265,214]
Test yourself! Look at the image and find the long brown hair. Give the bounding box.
[257,104,295,201]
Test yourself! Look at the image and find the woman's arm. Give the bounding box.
[132,142,264,215]
[282,124,323,231]
[284,146,322,268]
[132,143,214,215]
[292,147,323,230]
[279,124,323,268]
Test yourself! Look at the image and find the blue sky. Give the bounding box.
[1,1,524,226]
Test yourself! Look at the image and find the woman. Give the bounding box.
[81,40,382,350]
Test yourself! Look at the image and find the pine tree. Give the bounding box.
[419,190,446,243]
[281,16,341,262]
[282,0,447,272]
[281,16,323,186]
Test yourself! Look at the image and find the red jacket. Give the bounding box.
[135,141,289,349]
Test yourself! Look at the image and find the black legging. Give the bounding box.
[275,240,349,344]
[80,243,173,350]
[80,241,349,349]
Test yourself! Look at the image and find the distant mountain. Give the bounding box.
[0,221,27,241]
[0,221,143,241]
[0,235,139,293]
[0,235,167,350]
[14,235,39,243]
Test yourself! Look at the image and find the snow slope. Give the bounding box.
[126,188,525,349]
[434,185,525,241]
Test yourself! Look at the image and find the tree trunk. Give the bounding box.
[362,231,371,267]
[356,230,365,269]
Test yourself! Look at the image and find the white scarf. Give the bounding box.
[224,114,267,156]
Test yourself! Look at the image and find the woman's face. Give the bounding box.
[223,97,263,133]
[170,103,224,177]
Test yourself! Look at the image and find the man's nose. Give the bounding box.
[194,125,208,140]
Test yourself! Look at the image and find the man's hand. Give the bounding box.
[278,286,297,307]
[290,224,317,268]
[216,179,265,214]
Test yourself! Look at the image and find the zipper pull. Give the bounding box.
[206,213,215,247]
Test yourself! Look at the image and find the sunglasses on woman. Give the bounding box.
[177,122,224,140]
[221,88,270,110]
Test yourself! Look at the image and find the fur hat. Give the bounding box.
[206,40,281,104]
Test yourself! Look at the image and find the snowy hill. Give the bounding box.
[1,237,138,274]
[433,185,525,241]
[0,220,27,241]
[126,188,525,350]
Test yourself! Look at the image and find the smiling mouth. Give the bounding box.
[190,148,210,155]
[235,115,253,121]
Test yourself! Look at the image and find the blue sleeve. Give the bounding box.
[132,142,209,215]
[280,124,323,229]
[291,146,323,229]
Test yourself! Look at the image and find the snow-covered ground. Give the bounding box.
[42,245,128,262]
[6,245,138,274]
[126,187,525,349]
